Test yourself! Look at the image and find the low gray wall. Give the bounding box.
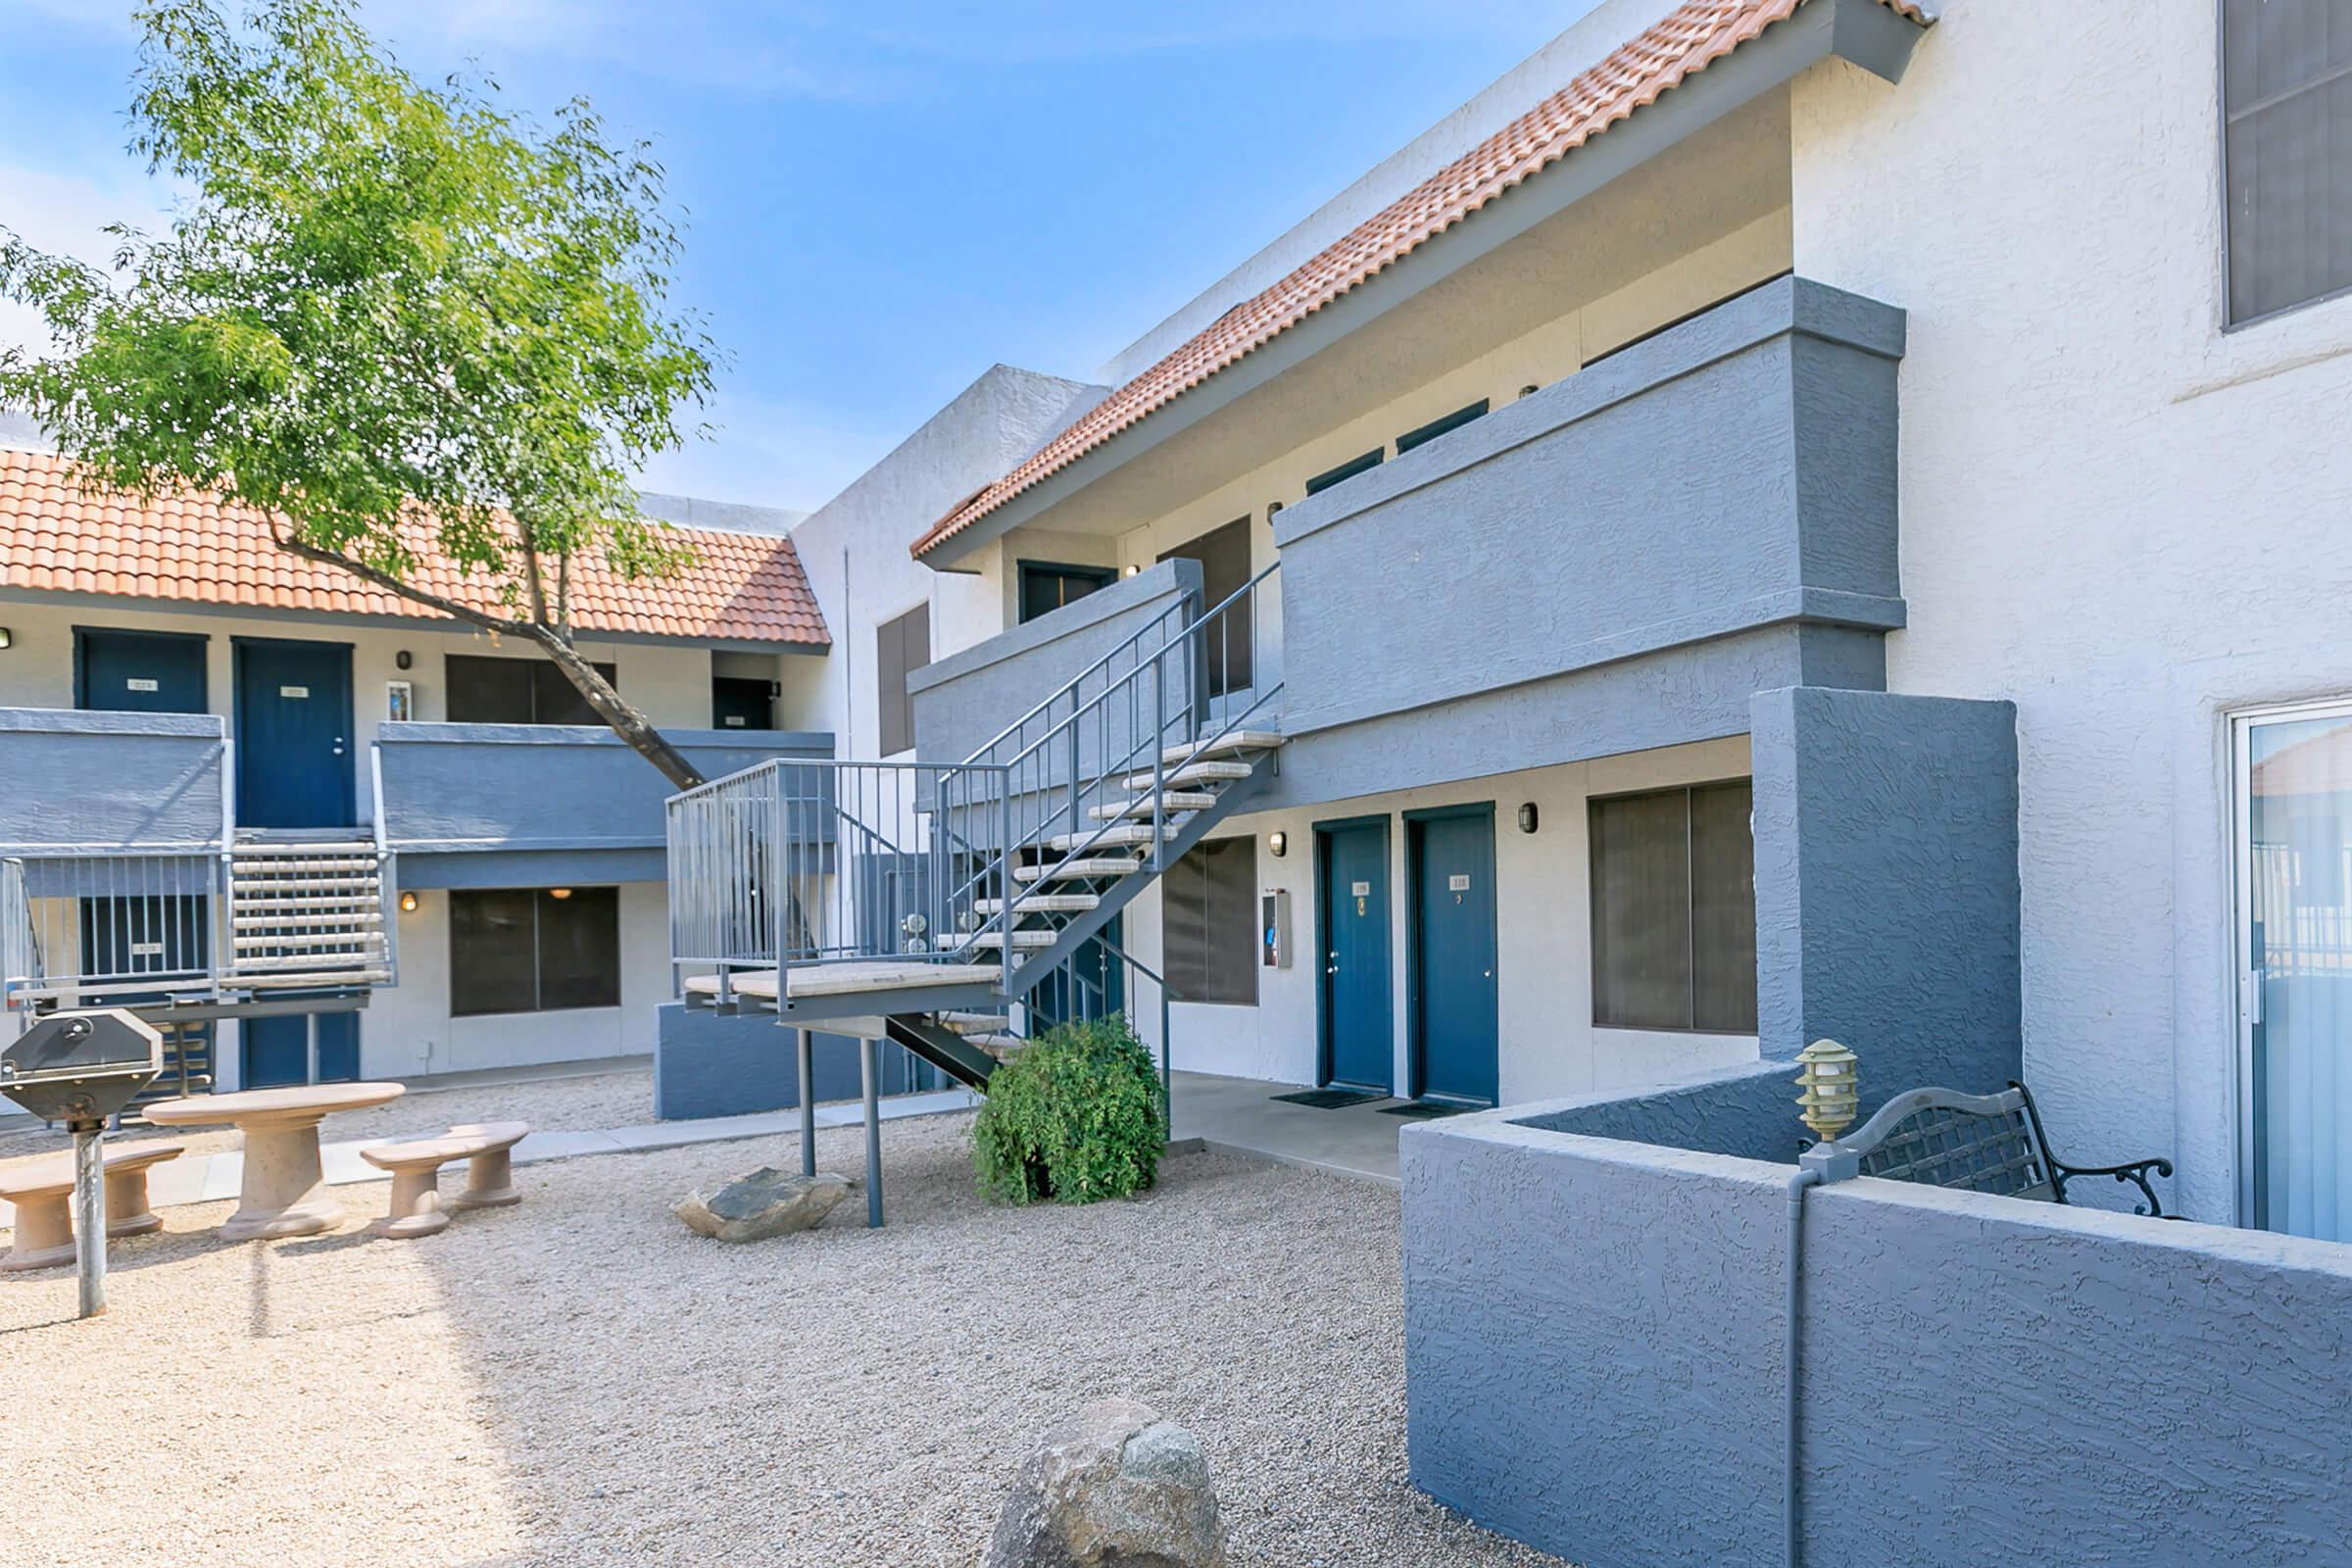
[1514,1059,1799,1161]
[1750,687,2022,1107]
[909,557,1201,784]
[376,724,833,860]
[0,708,226,851]
[652,1003,934,1120]
[1404,1111,2352,1567]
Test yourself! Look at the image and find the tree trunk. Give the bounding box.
[526,626,708,791]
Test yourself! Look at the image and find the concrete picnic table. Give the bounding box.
[143,1082,406,1241]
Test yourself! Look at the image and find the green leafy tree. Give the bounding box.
[0,0,721,787]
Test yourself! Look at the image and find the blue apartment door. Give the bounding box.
[1319,820,1393,1092]
[76,628,208,713]
[243,1009,360,1089]
[234,639,355,829]
[1410,806,1499,1104]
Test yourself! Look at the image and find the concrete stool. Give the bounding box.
[358,1121,529,1238]
[443,1121,529,1210]
[0,1141,186,1272]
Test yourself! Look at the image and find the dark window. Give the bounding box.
[1590,781,1756,1033]
[876,604,930,756]
[450,887,620,1016]
[2223,0,2352,324]
[711,675,774,730]
[1162,836,1258,1005]
[445,655,616,725]
[1396,400,1489,454]
[1303,448,1384,496]
[1157,516,1253,696]
[1017,561,1115,624]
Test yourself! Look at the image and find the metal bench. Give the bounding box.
[1835,1081,2174,1217]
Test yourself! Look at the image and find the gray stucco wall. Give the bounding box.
[1750,687,2022,1106]
[1266,278,1905,789]
[651,1003,932,1120]
[1404,1111,2352,1567]
[0,707,226,851]
[909,557,1201,776]
[375,724,832,859]
[1513,1059,1800,1161]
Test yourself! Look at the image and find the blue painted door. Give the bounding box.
[76,628,207,713]
[235,639,354,829]
[1320,822,1393,1091]
[1412,808,1499,1104]
[242,1009,359,1089]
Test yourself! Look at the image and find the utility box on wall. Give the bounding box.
[1261,889,1291,969]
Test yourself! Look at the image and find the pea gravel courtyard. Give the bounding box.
[1,1109,1571,1567]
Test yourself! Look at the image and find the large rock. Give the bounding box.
[673,1167,849,1242]
[983,1397,1227,1568]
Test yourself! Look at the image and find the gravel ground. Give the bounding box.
[0,1062,655,1162]
[0,1111,1571,1568]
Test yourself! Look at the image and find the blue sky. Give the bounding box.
[1,1,1595,512]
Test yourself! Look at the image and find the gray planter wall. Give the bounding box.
[652,1003,936,1120]
[1403,1109,2346,1568]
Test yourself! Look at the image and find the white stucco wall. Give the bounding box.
[1789,0,2352,1221]
[1121,739,1757,1103]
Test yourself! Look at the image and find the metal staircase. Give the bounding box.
[670,564,1282,1090]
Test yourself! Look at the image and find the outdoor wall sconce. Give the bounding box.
[1517,803,1539,834]
[1123,564,1141,577]
[398,890,418,914]
[395,649,413,670]
[0,627,14,649]
[1795,1038,1860,1143]
[549,887,574,900]
[1268,830,1287,858]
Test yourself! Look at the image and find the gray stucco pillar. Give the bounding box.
[1750,687,2022,1107]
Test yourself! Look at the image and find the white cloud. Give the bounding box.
[0,162,173,368]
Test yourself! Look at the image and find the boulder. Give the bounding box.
[983,1397,1227,1568]
[673,1167,849,1242]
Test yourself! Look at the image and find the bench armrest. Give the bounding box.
[2049,1155,2174,1218]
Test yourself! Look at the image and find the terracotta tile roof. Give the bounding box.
[0,448,829,646]
[911,0,1931,559]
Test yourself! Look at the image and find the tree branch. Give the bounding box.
[270,528,534,639]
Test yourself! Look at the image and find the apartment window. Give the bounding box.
[2223,0,2352,324]
[1303,448,1383,496]
[1163,836,1258,1005]
[1017,561,1114,624]
[1158,516,1253,696]
[445,655,617,725]
[1589,781,1756,1033]
[450,887,620,1016]
[875,604,930,756]
[1396,400,1489,455]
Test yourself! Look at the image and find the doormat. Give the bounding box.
[1378,1101,1477,1120]
[1270,1088,1387,1110]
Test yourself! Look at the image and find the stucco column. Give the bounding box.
[1749,686,2023,1108]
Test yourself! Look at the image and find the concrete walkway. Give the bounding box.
[1169,1070,1441,1189]
[5,1087,982,1222]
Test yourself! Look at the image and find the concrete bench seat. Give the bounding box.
[0,1140,186,1271]
[359,1120,529,1239]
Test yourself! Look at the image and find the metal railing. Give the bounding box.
[665,562,1283,1008]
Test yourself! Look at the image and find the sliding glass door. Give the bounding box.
[2237,700,2352,1240]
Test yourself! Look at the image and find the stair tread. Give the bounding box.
[1047,823,1186,852]
[1089,791,1217,819]
[974,894,1099,915]
[1160,730,1282,764]
[1120,760,1254,789]
[1015,858,1144,883]
[959,930,1058,951]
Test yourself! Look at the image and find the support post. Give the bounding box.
[861,1034,883,1229]
[797,1028,815,1180]
[73,1124,105,1320]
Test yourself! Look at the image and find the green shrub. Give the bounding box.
[971,1013,1167,1205]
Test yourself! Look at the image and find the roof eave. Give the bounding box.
[912,0,1929,569]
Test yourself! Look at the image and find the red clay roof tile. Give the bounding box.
[911,0,1929,559]
[0,448,828,647]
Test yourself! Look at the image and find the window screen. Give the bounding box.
[875,604,931,756]
[450,887,620,1015]
[1303,449,1383,496]
[2223,0,2352,324]
[1162,836,1258,1004]
[1158,516,1253,696]
[445,655,617,724]
[1017,562,1114,623]
[1590,780,1755,1032]
[1396,400,1489,454]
